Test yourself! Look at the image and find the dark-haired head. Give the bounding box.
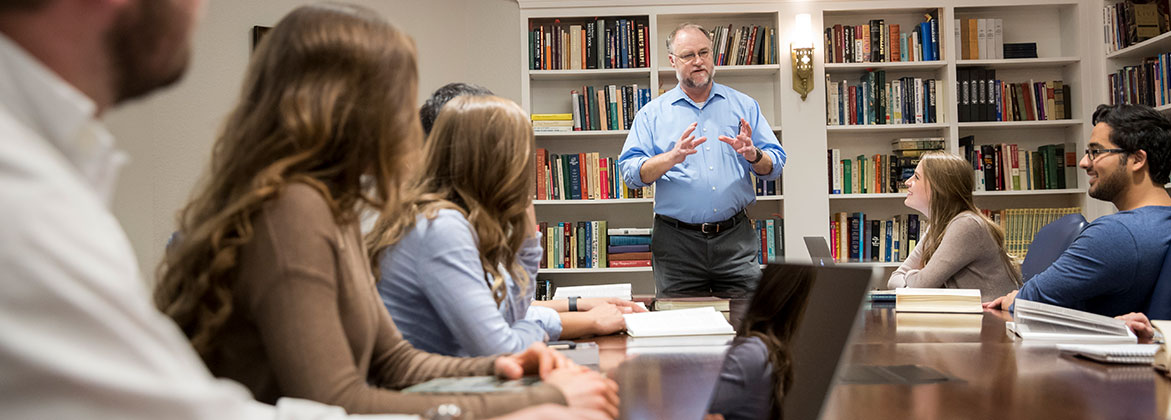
[1090,103,1171,185]
[420,82,494,136]
[737,264,816,420]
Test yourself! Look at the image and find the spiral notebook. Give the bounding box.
[1056,344,1160,364]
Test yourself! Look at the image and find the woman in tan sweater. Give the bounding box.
[153,4,616,419]
[887,152,1022,301]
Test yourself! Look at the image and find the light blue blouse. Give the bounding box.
[377,209,562,357]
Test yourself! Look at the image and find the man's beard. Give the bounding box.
[680,68,713,90]
[1088,164,1128,202]
[107,0,192,104]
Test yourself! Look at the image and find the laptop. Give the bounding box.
[803,236,836,266]
[706,263,875,420]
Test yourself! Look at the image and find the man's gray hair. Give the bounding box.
[665,23,710,55]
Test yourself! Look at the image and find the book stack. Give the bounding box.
[534,149,654,201]
[825,70,941,125]
[531,113,573,133]
[823,15,940,63]
[828,137,943,195]
[568,84,650,132]
[752,174,782,197]
[528,16,650,70]
[1108,52,1171,108]
[957,70,1071,122]
[654,297,731,321]
[540,220,608,269]
[958,137,1078,192]
[1104,1,1168,54]
[829,212,923,263]
[753,218,784,264]
[894,288,983,313]
[980,207,1082,259]
[956,18,1004,60]
[1008,299,1138,344]
[707,24,777,66]
[623,307,735,337]
[607,227,651,268]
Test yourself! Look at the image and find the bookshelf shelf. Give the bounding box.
[535,198,653,205]
[542,267,653,274]
[957,119,1083,130]
[829,193,907,200]
[1105,30,1171,60]
[973,188,1084,197]
[657,64,781,77]
[826,123,947,133]
[529,68,651,81]
[824,61,947,72]
[535,130,630,138]
[955,57,1080,69]
[756,195,784,201]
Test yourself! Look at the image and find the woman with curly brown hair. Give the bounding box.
[153,4,616,418]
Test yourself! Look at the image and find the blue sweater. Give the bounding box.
[1015,205,1171,316]
[377,209,561,356]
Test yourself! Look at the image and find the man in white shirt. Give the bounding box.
[0,1,602,419]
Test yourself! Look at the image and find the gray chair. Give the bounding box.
[1020,213,1087,282]
[1144,246,1171,320]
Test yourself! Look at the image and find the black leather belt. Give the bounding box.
[656,211,747,234]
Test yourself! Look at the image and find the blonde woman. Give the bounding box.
[887,152,1021,301]
[154,5,615,418]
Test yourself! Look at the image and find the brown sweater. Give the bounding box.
[887,211,1020,301]
[204,183,565,416]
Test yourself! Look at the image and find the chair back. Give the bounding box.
[1145,246,1171,320]
[1020,213,1087,282]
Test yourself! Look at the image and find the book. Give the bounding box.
[1056,344,1160,364]
[607,244,649,253]
[608,260,651,268]
[654,297,731,312]
[894,288,982,313]
[1009,299,1138,344]
[607,227,651,235]
[552,283,632,300]
[623,307,735,337]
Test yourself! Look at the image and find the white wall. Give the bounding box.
[104,0,521,281]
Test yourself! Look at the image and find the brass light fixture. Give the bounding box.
[791,14,814,101]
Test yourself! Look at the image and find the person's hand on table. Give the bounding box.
[494,342,573,380]
[584,303,627,336]
[982,290,1018,311]
[543,366,620,419]
[579,297,648,313]
[1116,312,1157,344]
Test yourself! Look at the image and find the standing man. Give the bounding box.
[619,23,786,298]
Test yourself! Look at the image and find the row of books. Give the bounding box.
[1103,1,1169,54]
[753,174,782,197]
[539,224,656,269]
[958,70,1071,122]
[825,71,941,126]
[830,212,922,263]
[957,18,1004,60]
[981,207,1081,258]
[828,138,944,195]
[706,24,777,66]
[534,150,653,201]
[528,17,650,70]
[1108,53,1171,108]
[753,218,785,265]
[824,16,940,64]
[564,84,649,132]
[959,137,1078,192]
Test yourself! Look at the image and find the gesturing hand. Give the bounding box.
[668,122,707,164]
[717,118,758,162]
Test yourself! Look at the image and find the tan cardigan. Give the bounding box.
[204,183,565,416]
[887,211,1020,301]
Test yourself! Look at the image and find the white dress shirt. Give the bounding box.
[0,34,411,420]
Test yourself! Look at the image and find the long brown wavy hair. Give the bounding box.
[737,264,816,420]
[153,4,421,359]
[366,95,535,305]
[917,152,1022,285]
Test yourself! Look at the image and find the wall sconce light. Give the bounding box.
[791,13,814,101]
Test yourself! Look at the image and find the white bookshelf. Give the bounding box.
[955,56,1080,69]
[826,123,948,133]
[825,61,948,71]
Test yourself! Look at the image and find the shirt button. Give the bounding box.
[714,209,718,213]
[712,186,717,191]
[705,146,710,150]
[709,166,714,170]
[702,128,707,132]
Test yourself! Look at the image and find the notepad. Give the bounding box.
[552,283,632,300]
[622,307,735,337]
[1057,344,1159,364]
[894,288,982,313]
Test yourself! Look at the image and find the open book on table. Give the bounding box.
[623,307,734,337]
[1056,344,1159,364]
[551,283,632,300]
[894,288,982,313]
[1007,299,1137,344]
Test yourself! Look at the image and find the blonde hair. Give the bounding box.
[918,152,1022,286]
[367,95,535,305]
[154,4,422,358]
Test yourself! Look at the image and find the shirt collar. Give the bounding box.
[0,33,127,205]
[667,82,727,109]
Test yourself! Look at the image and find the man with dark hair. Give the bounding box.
[420,82,493,135]
[986,103,1171,316]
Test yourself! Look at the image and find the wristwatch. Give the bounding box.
[747,147,764,164]
[568,296,581,312]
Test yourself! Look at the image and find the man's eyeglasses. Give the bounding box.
[1084,148,1126,160]
[673,49,712,63]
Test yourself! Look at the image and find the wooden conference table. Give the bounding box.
[589,307,1171,420]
